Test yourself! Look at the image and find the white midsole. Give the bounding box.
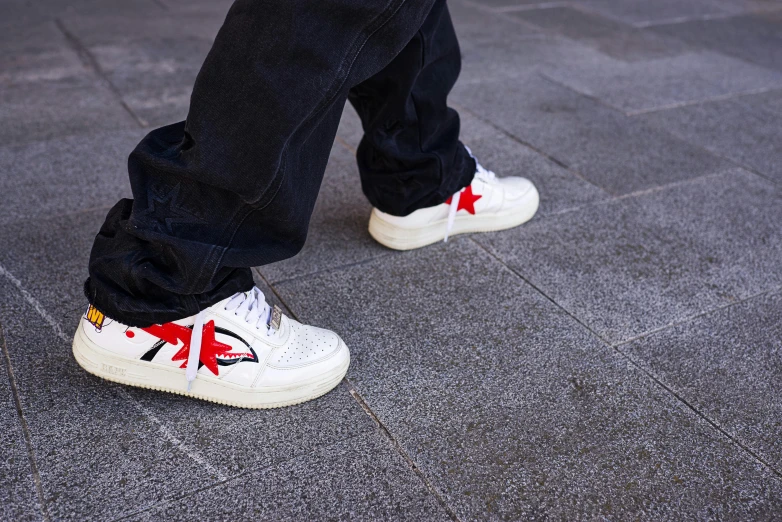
[368,186,540,250]
[72,326,350,409]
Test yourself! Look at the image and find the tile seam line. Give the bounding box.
[450,100,613,196]
[254,161,736,289]
[0,262,228,483]
[558,1,691,28]
[493,2,570,14]
[455,99,760,200]
[613,285,782,350]
[257,273,462,522]
[108,432,376,522]
[632,7,782,29]
[456,0,548,33]
[540,70,782,137]
[53,18,148,128]
[467,236,782,480]
[537,73,781,188]
[347,381,462,522]
[536,0,752,31]
[624,86,782,116]
[632,119,782,189]
[537,72,655,117]
[0,322,51,522]
[334,135,357,155]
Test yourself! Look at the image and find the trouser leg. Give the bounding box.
[86,0,438,327]
[348,0,475,217]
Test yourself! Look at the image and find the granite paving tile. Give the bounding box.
[469,0,569,9]
[0,326,44,522]
[476,169,782,343]
[0,0,45,30]
[751,87,782,116]
[623,291,782,471]
[450,1,577,84]
[0,130,140,225]
[57,12,222,128]
[89,37,211,128]
[640,90,782,183]
[127,435,451,522]
[458,111,611,216]
[31,0,161,19]
[0,279,216,521]
[650,11,782,72]
[0,211,381,517]
[457,33,577,85]
[0,74,138,146]
[0,21,69,75]
[0,210,106,322]
[123,380,376,477]
[451,73,731,194]
[575,0,736,26]
[274,237,782,520]
[58,11,224,47]
[508,6,688,61]
[449,0,541,48]
[3,0,782,519]
[0,21,139,145]
[336,104,363,152]
[542,48,782,113]
[257,143,394,284]
[157,0,234,14]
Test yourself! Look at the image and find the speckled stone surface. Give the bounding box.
[650,11,782,72]
[641,89,782,183]
[274,239,782,520]
[475,169,782,343]
[0,327,44,522]
[0,219,439,520]
[573,0,743,26]
[127,435,452,522]
[0,130,139,225]
[622,291,782,470]
[451,74,732,195]
[508,6,688,61]
[458,111,612,217]
[3,0,782,518]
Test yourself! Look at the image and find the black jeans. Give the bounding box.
[85,0,475,327]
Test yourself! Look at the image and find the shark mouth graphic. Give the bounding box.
[141,325,258,367]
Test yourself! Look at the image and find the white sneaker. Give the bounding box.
[72,287,350,409]
[368,151,539,251]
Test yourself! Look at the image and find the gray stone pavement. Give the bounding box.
[1,0,781,519]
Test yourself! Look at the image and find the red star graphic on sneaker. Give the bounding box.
[141,322,192,353]
[171,320,232,376]
[142,320,233,376]
[446,185,482,215]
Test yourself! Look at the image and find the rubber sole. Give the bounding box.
[72,326,350,409]
[368,186,540,251]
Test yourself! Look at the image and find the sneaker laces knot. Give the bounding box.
[185,287,279,391]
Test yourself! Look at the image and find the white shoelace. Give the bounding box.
[185,287,277,391]
[444,147,497,242]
